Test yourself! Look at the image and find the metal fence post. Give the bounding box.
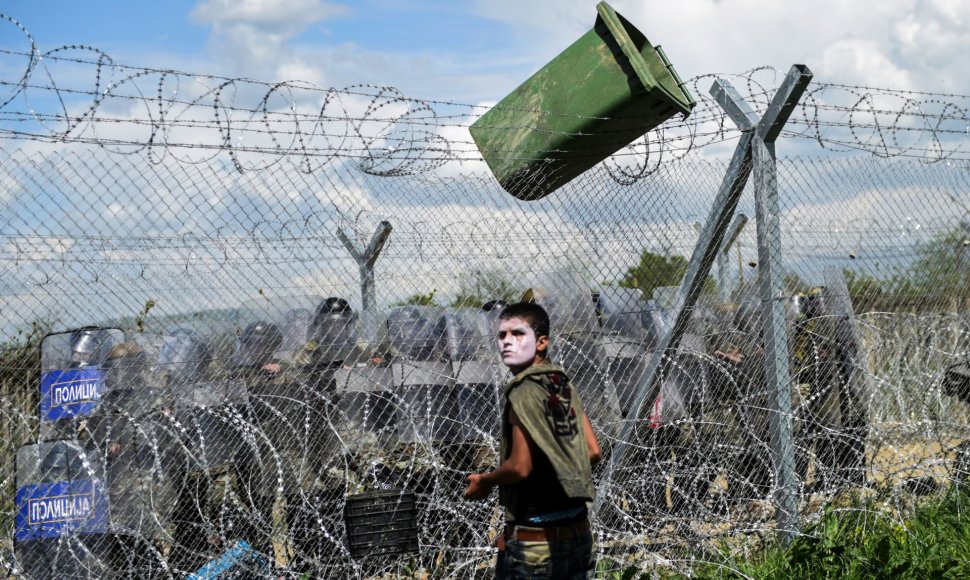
[594,66,812,544]
[753,134,799,537]
[338,221,393,337]
[719,214,748,304]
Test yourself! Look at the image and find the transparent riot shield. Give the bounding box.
[39,328,125,442]
[387,306,460,444]
[154,326,261,573]
[333,366,397,449]
[641,300,671,352]
[526,271,622,437]
[811,270,871,489]
[444,308,505,443]
[597,286,648,343]
[238,295,322,363]
[597,286,648,415]
[71,334,177,576]
[14,441,109,579]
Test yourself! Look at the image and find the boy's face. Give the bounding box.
[497,316,545,370]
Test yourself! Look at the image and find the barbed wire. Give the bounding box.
[2,13,970,178]
[3,12,970,579]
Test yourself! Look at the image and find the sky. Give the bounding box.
[3,0,970,103]
[1,0,968,336]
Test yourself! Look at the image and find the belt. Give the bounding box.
[503,519,590,542]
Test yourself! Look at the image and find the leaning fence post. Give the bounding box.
[594,65,812,545]
[718,213,748,304]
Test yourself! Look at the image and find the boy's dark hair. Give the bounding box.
[499,302,551,341]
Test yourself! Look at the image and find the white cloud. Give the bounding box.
[190,0,347,33]
[471,0,970,96]
[814,39,915,92]
[190,0,348,82]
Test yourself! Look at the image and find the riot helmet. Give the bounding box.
[39,441,88,482]
[160,328,210,384]
[69,326,115,368]
[801,287,828,321]
[232,320,284,367]
[481,299,508,313]
[387,306,444,361]
[309,297,358,364]
[103,342,149,391]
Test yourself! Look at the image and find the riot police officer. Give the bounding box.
[85,342,171,577]
[791,288,866,492]
[285,299,357,572]
[233,319,346,572]
[69,327,115,369]
[304,297,361,368]
[162,328,261,575]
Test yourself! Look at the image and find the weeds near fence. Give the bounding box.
[684,485,970,579]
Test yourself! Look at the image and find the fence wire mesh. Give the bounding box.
[2,18,970,578]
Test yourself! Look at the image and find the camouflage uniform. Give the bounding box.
[167,341,258,577]
[707,335,776,503]
[791,312,866,490]
[241,353,348,572]
[169,386,257,574]
[84,343,174,577]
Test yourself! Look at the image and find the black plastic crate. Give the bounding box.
[344,489,419,558]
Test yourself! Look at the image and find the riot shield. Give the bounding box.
[816,269,871,488]
[823,268,873,412]
[597,286,648,343]
[525,272,622,437]
[333,366,397,448]
[443,307,505,443]
[14,441,109,579]
[38,328,125,442]
[84,334,177,546]
[387,306,460,443]
[597,286,649,415]
[237,295,322,363]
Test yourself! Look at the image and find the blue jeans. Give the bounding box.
[495,523,595,579]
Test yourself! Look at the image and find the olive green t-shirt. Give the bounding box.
[499,362,595,523]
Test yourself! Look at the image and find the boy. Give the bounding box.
[464,302,601,578]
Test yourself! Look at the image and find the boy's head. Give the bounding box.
[497,302,551,371]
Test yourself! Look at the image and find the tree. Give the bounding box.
[619,250,716,301]
[842,269,888,313]
[841,222,970,313]
[394,289,439,307]
[450,268,519,308]
[907,221,970,311]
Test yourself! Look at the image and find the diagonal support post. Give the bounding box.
[718,213,749,303]
[594,65,812,543]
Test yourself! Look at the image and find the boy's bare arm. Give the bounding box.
[463,409,533,500]
[582,412,602,464]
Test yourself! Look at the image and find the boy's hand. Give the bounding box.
[463,472,492,500]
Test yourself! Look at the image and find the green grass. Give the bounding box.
[684,486,970,579]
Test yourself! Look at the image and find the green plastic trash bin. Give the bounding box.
[469,1,695,201]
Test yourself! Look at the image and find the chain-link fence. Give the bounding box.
[2,18,970,578]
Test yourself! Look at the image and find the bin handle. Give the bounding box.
[595,1,658,93]
[656,45,697,109]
